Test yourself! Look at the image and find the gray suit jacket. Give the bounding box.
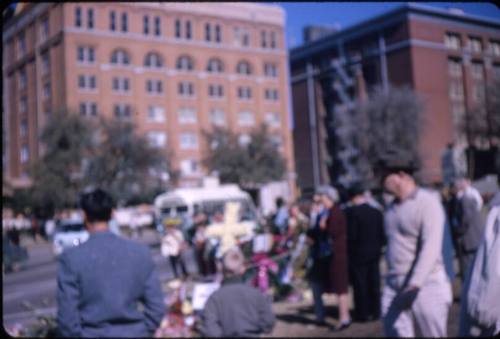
[457,195,485,252]
[57,231,165,337]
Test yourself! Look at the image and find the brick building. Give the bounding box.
[290,3,500,195]
[2,2,295,195]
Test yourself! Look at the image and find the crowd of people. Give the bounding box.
[5,149,499,337]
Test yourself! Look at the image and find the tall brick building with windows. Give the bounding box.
[290,3,500,195]
[3,3,295,194]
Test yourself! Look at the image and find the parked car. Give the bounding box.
[52,219,89,256]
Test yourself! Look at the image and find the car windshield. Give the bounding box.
[57,222,86,233]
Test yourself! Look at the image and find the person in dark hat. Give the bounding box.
[344,182,386,322]
[377,151,453,337]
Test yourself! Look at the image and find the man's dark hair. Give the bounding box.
[276,197,284,208]
[376,149,419,183]
[79,188,114,223]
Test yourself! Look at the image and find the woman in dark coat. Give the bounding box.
[318,185,352,330]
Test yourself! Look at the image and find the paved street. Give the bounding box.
[2,229,198,330]
[3,229,463,337]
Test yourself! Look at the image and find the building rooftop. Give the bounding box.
[291,2,500,61]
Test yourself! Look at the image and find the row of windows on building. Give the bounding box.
[74,7,278,49]
[76,76,281,100]
[77,47,279,77]
[448,57,500,79]
[444,32,500,56]
[77,103,282,128]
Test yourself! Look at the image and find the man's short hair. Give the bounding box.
[347,182,365,200]
[79,188,114,223]
[376,149,419,182]
[222,247,245,275]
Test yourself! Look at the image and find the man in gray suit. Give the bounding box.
[57,188,165,337]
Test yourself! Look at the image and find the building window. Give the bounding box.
[146,79,163,94]
[42,53,50,75]
[207,58,224,73]
[265,112,281,127]
[77,46,95,64]
[444,32,461,50]
[180,159,199,176]
[175,19,181,38]
[270,31,277,49]
[18,31,26,56]
[19,69,27,90]
[79,102,98,116]
[75,7,82,27]
[147,105,165,123]
[469,37,482,53]
[261,31,267,48]
[236,61,252,75]
[147,131,166,148]
[234,27,249,47]
[205,23,211,42]
[209,108,225,126]
[43,82,51,99]
[113,104,132,119]
[449,81,464,101]
[178,108,197,124]
[185,21,192,40]
[208,84,224,98]
[471,62,484,80]
[472,84,485,103]
[180,133,198,149]
[20,96,27,113]
[215,24,221,43]
[176,55,194,71]
[110,11,116,31]
[144,52,163,68]
[154,16,161,36]
[270,135,283,150]
[178,81,195,97]
[87,8,94,29]
[112,77,131,93]
[448,58,462,78]
[491,40,500,57]
[143,15,149,35]
[265,88,279,101]
[20,144,29,164]
[20,119,28,138]
[237,86,252,100]
[238,111,255,126]
[78,75,97,90]
[41,17,49,42]
[238,134,251,146]
[264,63,278,78]
[110,49,130,65]
[121,12,128,32]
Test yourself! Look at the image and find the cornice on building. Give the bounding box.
[290,3,500,62]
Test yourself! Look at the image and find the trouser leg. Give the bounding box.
[169,255,179,278]
[368,259,382,319]
[382,282,415,337]
[310,280,325,322]
[412,272,452,337]
[350,265,369,321]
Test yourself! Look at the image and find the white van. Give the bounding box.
[153,178,258,235]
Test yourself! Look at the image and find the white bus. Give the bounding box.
[153,178,259,235]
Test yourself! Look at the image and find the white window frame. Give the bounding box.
[445,33,461,50]
[180,159,199,176]
[209,108,225,126]
[147,105,166,123]
[180,133,198,150]
[20,144,29,164]
[178,107,197,124]
[237,111,255,126]
[147,131,167,148]
[40,16,49,42]
[178,81,195,97]
[265,112,281,127]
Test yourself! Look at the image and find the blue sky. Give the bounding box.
[278,2,500,48]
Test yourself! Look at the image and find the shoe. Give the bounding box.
[337,319,352,331]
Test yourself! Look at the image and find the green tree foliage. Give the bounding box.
[350,85,423,185]
[83,117,171,206]
[29,109,94,214]
[203,124,287,189]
